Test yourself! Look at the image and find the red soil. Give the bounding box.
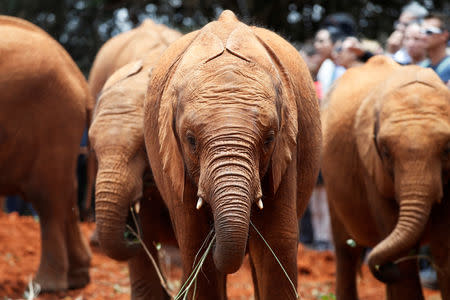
[0,213,441,300]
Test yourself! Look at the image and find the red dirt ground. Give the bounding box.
[0,212,441,300]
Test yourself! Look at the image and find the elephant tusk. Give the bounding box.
[196,197,204,210]
[257,199,263,210]
[134,201,141,214]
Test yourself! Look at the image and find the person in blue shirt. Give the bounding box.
[420,13,450,85]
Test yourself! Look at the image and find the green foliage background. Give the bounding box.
[1,0,448,75]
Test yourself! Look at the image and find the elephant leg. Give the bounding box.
[430,243,450,299]
[248,177,299,300]
[385,257,423,300]
[129,248,170,300]
[329,206,364,300]
[248,255,260,300]
[65,180,91,289]
[171,196,226,300]
[429,198,450,300]
[128,197,170,300]
[28,186,70,292]
[179,247,226,300]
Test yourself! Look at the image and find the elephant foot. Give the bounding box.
[68,267,90,289]
[34,272,68,292]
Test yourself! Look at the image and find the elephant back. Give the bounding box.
[0,15,50,37]
[0,16,92,113]
[88,19,182,100]
[323,55,398,144]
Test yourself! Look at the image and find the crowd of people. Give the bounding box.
[299,1,449,291]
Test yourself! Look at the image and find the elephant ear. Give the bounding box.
[250,27,321,216]
[253,28,321,199]
[145,28,225,203]
[270,83,299,193]
[354,90,385,187]
[144,31,199,203]
[354,56,399,190]
[102,60,143,92]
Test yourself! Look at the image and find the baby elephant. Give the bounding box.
[0,16,92,291]
[89,56,177,299]
[144,10,321,300]
[322,55,449,300]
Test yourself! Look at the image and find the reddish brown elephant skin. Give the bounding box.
[86,19,182,255]
[144,10,321,300]
[322,55,450,300]
[0,16,93,292]
[89,56,177,300]
[88,19,181,100]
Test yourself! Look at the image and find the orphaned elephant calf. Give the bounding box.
[322,55,450,300]
[0,16,92,292]
[142,10,321,300]
[89,54,177,299]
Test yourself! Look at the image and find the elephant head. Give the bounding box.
[144,11,318,274]
[355,64,450,282]
[89,60,149,260]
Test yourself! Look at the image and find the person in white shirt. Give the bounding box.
[385,1,428,64]
[314,26,346,97]
[403,22,427,65]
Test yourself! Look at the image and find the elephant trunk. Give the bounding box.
[368,176,437,282]
[95,162,140,261]
[207,150,257,274]
[212,191,251,274]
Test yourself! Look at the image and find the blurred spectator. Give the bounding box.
[314,26,347,96]
[314,13,357,97]
[361,39,384,56]
[321,12,357,37]
[386,1,428,64]
[403,22,427,65]
[298,43,321,245]
[333,36,368,69]
[299,42,323,99]
[299,42,322,79]
[313,26,342,249]
[307,13,358,251]
[420,13,450,84]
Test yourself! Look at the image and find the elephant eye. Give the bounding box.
[444,142,450,157]
[381,146,390,159]
[379,143,391,161]
[264,131,276,147]
[186,132,197,151]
